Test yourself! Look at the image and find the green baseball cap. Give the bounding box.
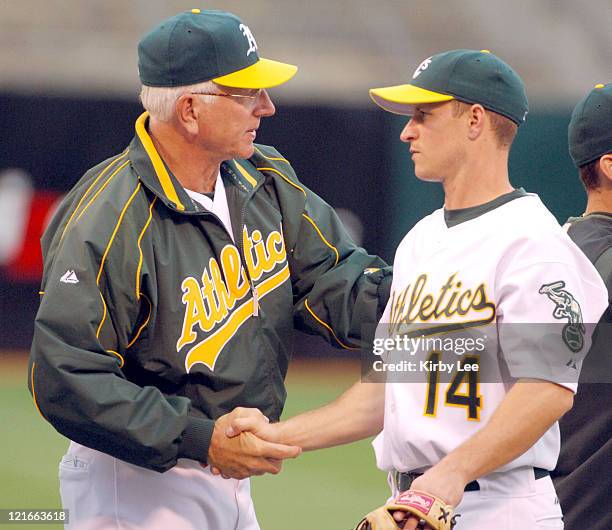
[568,83,612,167]
[138,9,297,88]
[369,49,529,125]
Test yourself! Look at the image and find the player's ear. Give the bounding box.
[466,104,486,141]
[598,154,612,186]
[175,95,201,136]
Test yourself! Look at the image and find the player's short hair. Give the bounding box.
[139,80,219,122]
[578,158,602,190]
[452,100,518,150]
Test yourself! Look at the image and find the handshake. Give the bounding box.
[206,407,300,480]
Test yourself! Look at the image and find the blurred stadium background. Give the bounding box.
[1,1,610,528]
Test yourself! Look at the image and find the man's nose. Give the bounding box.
[400,118,417,143]
[254,89,275,117]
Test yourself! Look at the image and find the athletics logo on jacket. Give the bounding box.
[177,225,289,372]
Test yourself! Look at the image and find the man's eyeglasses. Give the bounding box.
[188,89,262,101]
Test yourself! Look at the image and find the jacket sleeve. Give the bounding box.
[28,194,213,473]
[291,191,391,349]
[261,150,392,350]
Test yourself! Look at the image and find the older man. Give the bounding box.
[28,9,391,530]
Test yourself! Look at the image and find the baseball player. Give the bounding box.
[551,83,612,530]
[227,50,608,529]
[27,9,391,530]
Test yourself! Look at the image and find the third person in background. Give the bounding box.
[552,82,612,530]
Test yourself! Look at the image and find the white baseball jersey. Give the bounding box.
[373,192,608,474]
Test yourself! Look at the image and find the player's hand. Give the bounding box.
[392,466,466,529]
[207,407,301,480]
[210,411,285,477]
[226,411,283,442]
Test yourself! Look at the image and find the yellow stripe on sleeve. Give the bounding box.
[106,350,125,368]
[304,299,359,350]
[75,159,131,223]
[96,184,142,285]
[61,150,129,241]
[135,197,157,299]
[96,290,108,338]
[127,293,152,349]
[302,214,340,266]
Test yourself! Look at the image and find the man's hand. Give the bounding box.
[226,411,283,441]
[392,465,466,529]
[207,407,301,480]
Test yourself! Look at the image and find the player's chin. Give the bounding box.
[414,172,436,182]
[413,167,442,183]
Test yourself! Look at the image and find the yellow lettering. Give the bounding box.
[266,230,285,263]
[434,274,456,318]
[221,245,249,301]
[210,258,231,320]
[178,227,289,368]
[252,230,268,280]
[407,275,427,322]
[201,268,221,328]
[177,277,208,351]
[243,226,256,277]
[456,289,473,315]
[386,274,495,327]
[419,294,435,320]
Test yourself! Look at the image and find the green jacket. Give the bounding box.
[28,112,391,472]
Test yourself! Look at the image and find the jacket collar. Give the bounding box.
[129,112,262,212]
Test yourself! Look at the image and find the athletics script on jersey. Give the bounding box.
[388,273,496,337]
[176,225,289,372]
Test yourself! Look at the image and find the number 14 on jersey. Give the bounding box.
[424,351,482,421]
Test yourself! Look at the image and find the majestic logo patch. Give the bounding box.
[60,270,79,284]
[539,280,585,366]
[413,57,432,78]
[239,24,258,56]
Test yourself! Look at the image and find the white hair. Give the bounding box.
[139,80,220,122]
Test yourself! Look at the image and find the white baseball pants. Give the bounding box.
[59,441,260,530]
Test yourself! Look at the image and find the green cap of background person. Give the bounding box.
[138,8,297,88]
[568,83,612,167]
[370,49,528,125]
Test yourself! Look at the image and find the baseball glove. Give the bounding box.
[354,490,458,530]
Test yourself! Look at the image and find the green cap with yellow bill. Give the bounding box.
[138,9,297,89]
[370,49,528,125]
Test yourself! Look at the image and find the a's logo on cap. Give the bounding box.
[413,57,432,79]
[239,23,258,56]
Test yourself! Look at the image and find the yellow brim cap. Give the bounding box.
[213,57,298,89]
[369,84,454,115]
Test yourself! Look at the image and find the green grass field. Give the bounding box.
[0,355,388,530]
